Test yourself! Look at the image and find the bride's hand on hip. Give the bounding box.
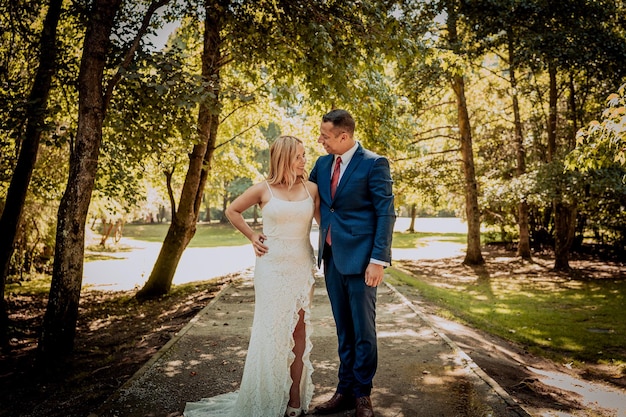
[251,232,269,257]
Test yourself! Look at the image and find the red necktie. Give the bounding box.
[331,156,342,198]
[326,157,342,245]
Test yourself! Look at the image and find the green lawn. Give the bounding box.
[386,266,626,368]
[391,230,467,248]
[122,222,467,249]
[122,222,254,247]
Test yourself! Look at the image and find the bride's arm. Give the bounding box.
[225,182,268,256]
[308,181,321,225]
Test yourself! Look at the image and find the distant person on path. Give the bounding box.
[184,135,320,417]
[309,109,395,417]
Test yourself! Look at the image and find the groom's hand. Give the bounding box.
[365,263,384,287]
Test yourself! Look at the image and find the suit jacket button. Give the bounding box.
[330,208,334,212]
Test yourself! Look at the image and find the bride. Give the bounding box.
[184,135,320,417]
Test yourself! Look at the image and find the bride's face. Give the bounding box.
[293,143,306,176]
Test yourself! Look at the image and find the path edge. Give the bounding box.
[384,279,533,417]
[87,278,235,417]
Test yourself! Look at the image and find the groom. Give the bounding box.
[309,109,395,417]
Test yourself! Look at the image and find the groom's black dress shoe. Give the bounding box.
[313,392,355,415]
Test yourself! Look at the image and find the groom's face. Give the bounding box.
[318,122,348,155]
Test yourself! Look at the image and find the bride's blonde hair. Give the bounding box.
[267,135,307,189]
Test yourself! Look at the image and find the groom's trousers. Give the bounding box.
[323,243,378,398]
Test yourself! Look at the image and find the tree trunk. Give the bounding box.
[136,2,222,299]
[453,74,484,265]
[507,28,531,259]
[0,0,63,349]
[164,168,177,220]
[220,186,228,223]
[567,75,578,149]
[553,75,580,271]
[547,63,557,162]
[252,204,258,225]
[447,3,484,265]
[554,201,576,271]
[37,0,122,365]
[408,203,416,233]
[546,63,572,271]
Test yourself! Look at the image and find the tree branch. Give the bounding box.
[480,63,509,83]
[416,101,456,118]
[394,147,461,162]
[414,125,458,137]
[219,99,258,124]
[215,120,262,150]
[103,0,171,111]
[429,148,461,155]
[411,134,459,145]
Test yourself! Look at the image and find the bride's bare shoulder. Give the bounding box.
[305,180,318,194]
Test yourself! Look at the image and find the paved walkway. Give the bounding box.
[89,270,531,417]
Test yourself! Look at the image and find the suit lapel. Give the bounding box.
[320,155,334,201]
[335,144,364,198]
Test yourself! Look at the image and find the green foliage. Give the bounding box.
[569,84,626,171]
[2,145,63,278]
[2,0,626,271]
[0,0,42,145]
[574,168,626,249]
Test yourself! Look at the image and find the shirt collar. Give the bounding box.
[335,141,359,167]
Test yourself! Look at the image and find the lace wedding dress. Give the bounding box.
[184,182,316,417]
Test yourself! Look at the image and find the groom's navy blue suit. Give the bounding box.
[310,143,395,398]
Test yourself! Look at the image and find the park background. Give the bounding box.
[1,1,625,416]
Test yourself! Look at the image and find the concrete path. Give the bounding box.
[90,271,531,417]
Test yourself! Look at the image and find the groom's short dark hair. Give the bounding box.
[323,109,355,136]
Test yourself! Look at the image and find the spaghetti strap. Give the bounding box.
[302,179,312,199]
[265,180,274,197]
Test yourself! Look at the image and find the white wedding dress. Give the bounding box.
[184,181,316,417]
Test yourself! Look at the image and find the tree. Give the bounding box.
[566,84,626,253]
[136,1,223,298]
[0,0,63,348]
[528,0,626,270]
[460,0,626,268]
[37,0,169,365]
[459,0,536,258]
[377,0,485,263]
[446,0,484,265]
[506,28,531,259]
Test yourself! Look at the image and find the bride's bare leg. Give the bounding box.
[289,309,306,408]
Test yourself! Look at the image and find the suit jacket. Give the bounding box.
[310,143,395,275]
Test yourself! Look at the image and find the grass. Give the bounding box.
[121,222,254,247]
[386,266,626,368]
[122,222,468,249]
[6,273,55,296]
[391,231,467,248]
